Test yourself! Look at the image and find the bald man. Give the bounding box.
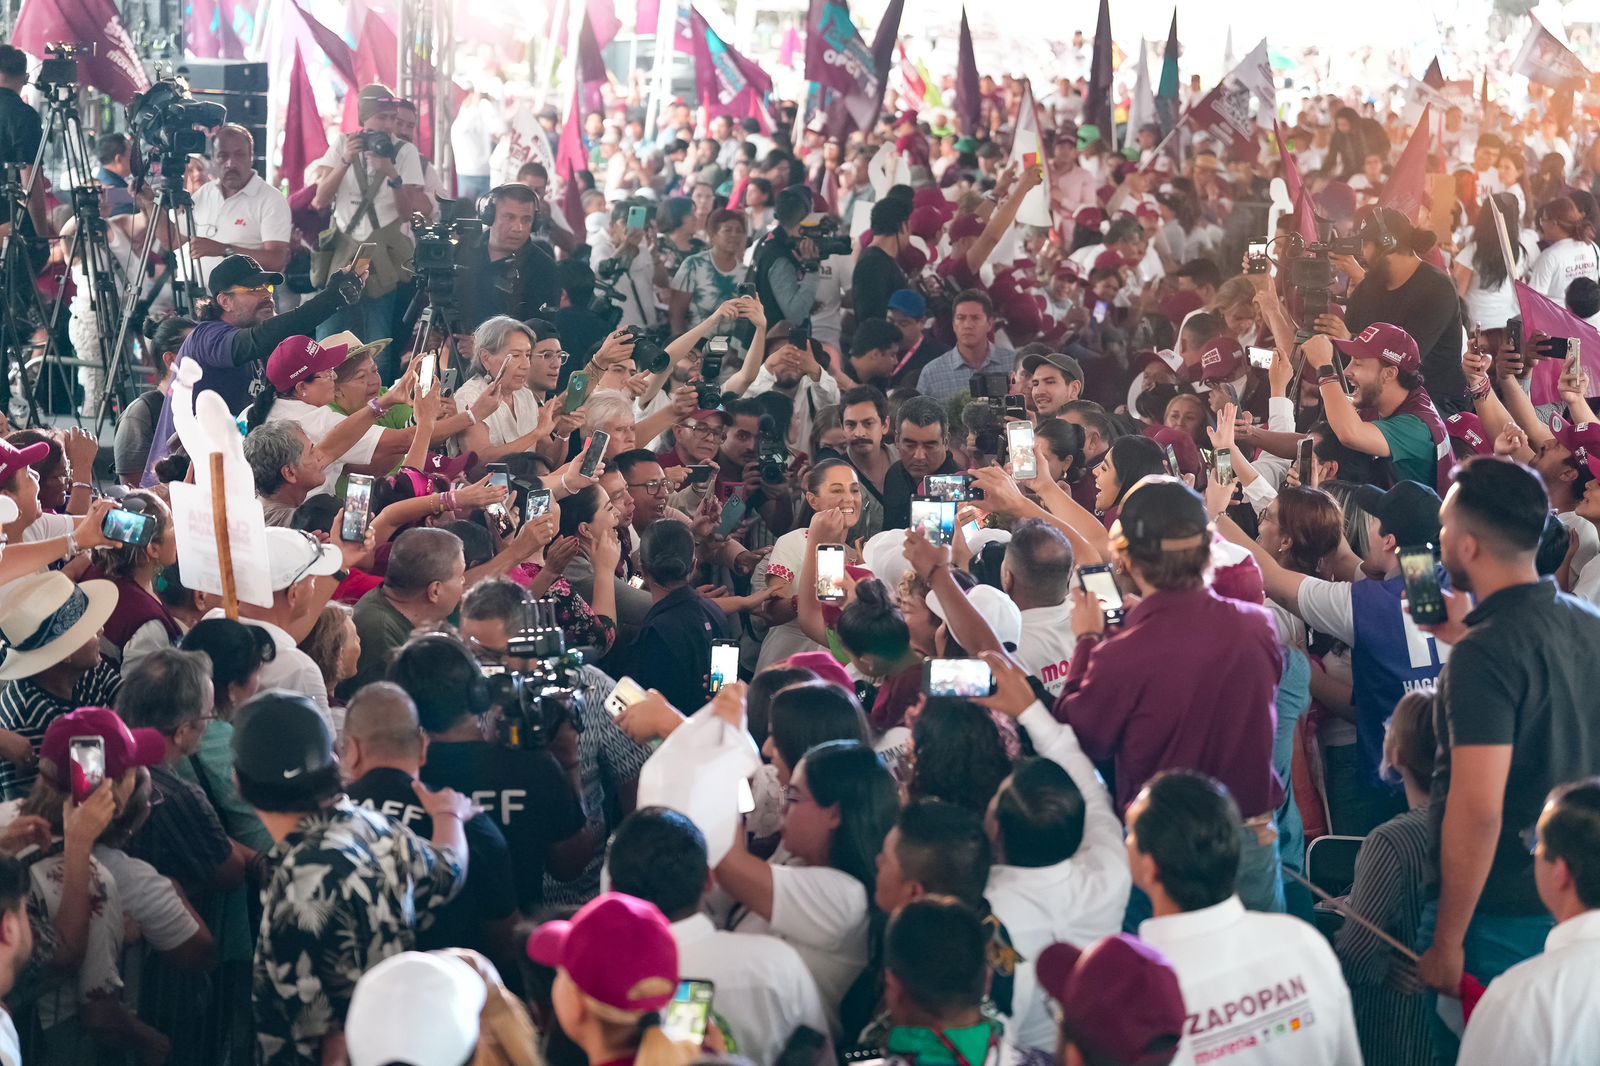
[342,683,520,971]
[185,123,292,286]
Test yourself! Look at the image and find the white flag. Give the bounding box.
[1006,78,1053,228]
[1124,40,1155,149]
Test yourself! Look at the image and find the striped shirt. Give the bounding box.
[0,661,122,801]
[914,343,1017,403]
[1334,806,1435,1066]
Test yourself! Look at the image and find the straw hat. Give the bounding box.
[0,572,118,681]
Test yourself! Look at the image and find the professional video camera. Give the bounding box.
[412,213,508,313]
[35,43,86,95]
[1281,224,1361,341]
[797,215,853,259]
[350,129,402,161]
[759,433,789,485]
[481,599,588,750]
[128,76,227,169]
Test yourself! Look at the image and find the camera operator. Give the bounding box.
[452,183,561,332]
[589,198,659,330]
[0,45,46,237]
[176,124,291,288]
[310,84,428,342]
[1319,207,1469,414]
[94,132,133,211]
[752,186,824,328]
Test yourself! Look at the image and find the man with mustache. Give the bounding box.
[180,124,291,290]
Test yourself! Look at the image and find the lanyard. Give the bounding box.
[927,1026,999,1066]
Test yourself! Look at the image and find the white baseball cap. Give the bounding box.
[265,527,342,592]
[862,528,913,591]
[345,951,486,1066]
[926,583,1023,651]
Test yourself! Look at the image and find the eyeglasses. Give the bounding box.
[540,349,571,363]
[283,529,325,588]
[627,478,671,495]
[680,422,726,440]
[225,284,275,297]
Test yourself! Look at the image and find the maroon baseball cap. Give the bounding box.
[908,206,946,241]
[1092,249,1127,273]
[1445,412,1491,456]
[1332,322,1421,376]
[1037,935,1184,1065]
[39,707,167,793]
[527,893,679,1013]
[1074,206,1106,231]
[0,436,50,487]
[266,335,352,393]
[949,213,986,241]
[1549,413,1600,454]
[1191,335,1246,384]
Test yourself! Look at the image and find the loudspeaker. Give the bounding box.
[176,60,268,93]
[195,90,267,124]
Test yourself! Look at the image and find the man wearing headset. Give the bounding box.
[454,183,563,332]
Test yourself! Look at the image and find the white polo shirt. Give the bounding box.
[1139,897,1361,1066]
[453,377,543,448]
[313,133,426,240]
[1458,909,1600,1066]
[188,173,292,287]
[988,704,1131,1051]
[264,398,382,493]
[671,913,830,1066]
[1014,602,1075,698]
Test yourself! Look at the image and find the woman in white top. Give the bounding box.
[1454,194,1539,330]
[452,316,557,463]
[244,335,421,493]
[1527,196,1600,302]
[1497,153,1532,224]
[1568,474,1600,606]
[754,460,865,671]
[716,736,897,1035]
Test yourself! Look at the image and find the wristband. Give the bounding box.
[70,482,93,495]
[367,397,384,417]
[560,473,577,493]
[64,531,78,558]
[464,408,478,426]
[1469,377,1492,400]
[445,489,458,511]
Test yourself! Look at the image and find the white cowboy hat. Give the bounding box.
[0,572,118,682]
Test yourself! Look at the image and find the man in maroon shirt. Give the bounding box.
[1052,476,1286,913]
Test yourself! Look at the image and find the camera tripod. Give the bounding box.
[0,164,62,428]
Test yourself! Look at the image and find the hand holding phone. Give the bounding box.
[816,544,847,603]
[342,474,375,542]
[1007,421,1037,480]
[1399,545,1446,625]
[69,736,105,804]
[1077,564,1126,626]
[922,658,998,699]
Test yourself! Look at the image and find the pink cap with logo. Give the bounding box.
[1445,412,1491,455]
[1332,322,1421,376]
[1191,335,1246,384]
[266,336,351,393]
[526,893,679,1014]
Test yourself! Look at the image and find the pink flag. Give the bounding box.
[280,44,328,192]
[587,0,622,51]
[1379,106,1431,224]
[13,0,150,104]
[187,0,246,59]
[289,0,357,89]
[1275,121,1318,245]
[635,0,659,35]
[779,25,802,68]
[1514,280,1600,406]
[556,86,589,236]
[340,10,400,131]
[689,6,772,131]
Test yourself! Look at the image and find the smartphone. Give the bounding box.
[961,518,983,542]
[1399,545,1446,625]
[922,658,998,699]
[627,205,650,231]
[69,736,105,804]
[1004,393,1028,421]
[524,488,553,520]
[604,676,649,718]
[709,639,739,693]
[342,474,375,542]
[1092,300,1109,324]
[1077,563,1126,625]
[1296,437,1315,485]
[1506,316,1523,355]
[686,464,715,485]
[1163,443,1181,477]
[816,544,847,603]
[1246,242,1271,274]
[718,491,748,536]
[1007,421,1037,480]
[438,364,459,396]
[486,463,511,494]
[101,507,155,546]
[417,351,437,397]
[627,574,647,590]
[564,369,591,414]
[926,474,981,502]
[662,979,715,1045]
[1247,346,1275,369]
[350,241,374,272]
[580,430,609,478]
[1541,336,1571,360]
[1213,447,1236,486]
[910,497,957,546]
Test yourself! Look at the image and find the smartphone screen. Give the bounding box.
[922,658,998,699]
[564,370,591,413]
[1164,444,1181,478]
[687,464,715,485]
[580,431,609,478]
[910,497,957,545]
[525,488,553,520]
[1214,448,1236,486]
[1247,346,1275,369]
[69,736,105,804]
[1296,437,1315,485]
[486,464,511,493]
[926,474,972,502]
[604,676,649,718]
[342,474,375,542]
[101,508,154,546]
[709,640,739,693]
[1078,564,1125,624]
[1007,421,1037,480]
[417,352,437,397]
[816,544,847,602]
[1400,546,1446,625]
[1093,300,1109,324]
[662,980,715,1044]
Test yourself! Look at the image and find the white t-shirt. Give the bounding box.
[0,1011,18,1066]
[1558,511,1599,580]
[1140,897,1362,1066]
[265,397,382,494]
[1458,236,1539,330]
[312,133,426,241]
[1014,602,1074,698]
[188,174,293,287]
[590,229,659,329]
[809,253,854,348]
[450,97,499,178]
[1527,238,1600,303]
[92,845,202,951]
[454,376,544,448]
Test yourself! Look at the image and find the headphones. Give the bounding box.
[1370,208,1400,255]
[478,183,532,225]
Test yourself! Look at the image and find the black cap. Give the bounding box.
[851,318,903,358]
[1354,481,1442,548]
[232,691,337,793]
[1021,350,1085,383]
[1113,476,1209,552]
[208,253,285,298]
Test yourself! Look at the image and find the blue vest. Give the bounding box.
[1348,573,1451,787]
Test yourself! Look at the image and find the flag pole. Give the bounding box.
[209,453,239,621]
[645,0,678,140]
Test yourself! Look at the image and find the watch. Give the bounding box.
[1316,365,1340,384]
[387,177,403,189]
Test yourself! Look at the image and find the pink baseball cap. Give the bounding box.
[1445,412,1491,456]
[786,651,856,695]
[266,335,351,393]
[527,893,679,1013]
[1332,322,1421,376]
[1191,335,1246,384]
[39,707,166,793]
[908,205,946,241]
[1549,414,1600,476]
[1037,935,1185,1066]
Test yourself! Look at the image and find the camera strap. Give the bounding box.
[346,158,384,236]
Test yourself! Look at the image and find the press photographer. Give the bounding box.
[589,197,658,330]
[310,84,428,343]
[752,185,831,328]
[451,183,562,332]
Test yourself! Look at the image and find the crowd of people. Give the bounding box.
[1,27,1600,1066]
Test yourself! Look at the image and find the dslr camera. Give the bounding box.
[621,324,671,374]
[759,433,789,485]
[796,215,853,260]
[351,129,401,161]
[481,599,588,749]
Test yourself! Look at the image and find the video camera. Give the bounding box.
[759,433,789,485]
[797,215,853,260]
[1282,226,1361,340]
[412,214,504,310]
[36,43,86,95]
[481,599,588,749]
[128,76,227,170]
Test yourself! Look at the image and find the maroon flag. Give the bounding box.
[1274,121,1318,245]
[869,0,905,114]
[13,0,150,104]
[689,6,772,130]
[280,44,328,192]
[341,10,399,130]
[556,84,589,235]
[1379,106,1430,223]
[289,0,357,89]
[1515,281,1600,405]
[577,11,609,86]
[1422,57,1444,89]
[1181,41,1274,159]
[805,0,881,131]
[187,0,246,59]
[1085,0,1114,136]
[955,7,980,135]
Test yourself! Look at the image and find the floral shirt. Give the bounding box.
[252,801,465,1065]
[671,250,748,329]
[508,563,617,656]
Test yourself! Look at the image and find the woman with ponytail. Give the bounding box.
[1454,194,1539,330]
[527,893,701,1066]
[1528,194,1600,302]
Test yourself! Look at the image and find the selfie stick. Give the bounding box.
[210,452,239,620]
